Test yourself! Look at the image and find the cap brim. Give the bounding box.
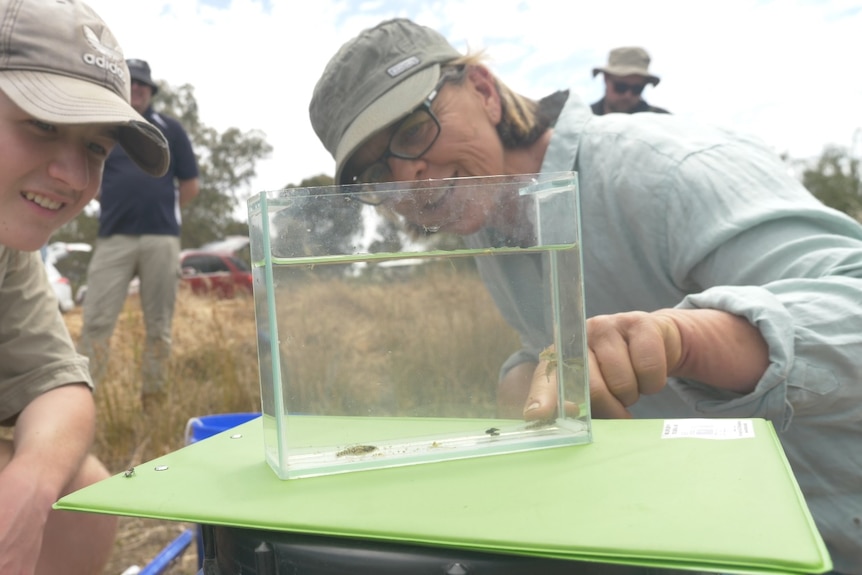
[335,65,440,184]
[0,70,170,176]
[593,66,660,86]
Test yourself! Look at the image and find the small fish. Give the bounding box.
[335,445,378,457]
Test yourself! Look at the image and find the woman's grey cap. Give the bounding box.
[592,46,660,86]
[309,18,462,184]
[0,0,170,176]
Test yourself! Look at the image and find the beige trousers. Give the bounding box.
[78,235,180,395]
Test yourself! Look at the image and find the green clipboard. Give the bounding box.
[55,418,831,574]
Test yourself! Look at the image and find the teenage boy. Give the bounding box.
[0,0,169,573]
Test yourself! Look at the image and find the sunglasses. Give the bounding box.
[612,81,646,96]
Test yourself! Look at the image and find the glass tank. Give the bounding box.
[248,172,591,479]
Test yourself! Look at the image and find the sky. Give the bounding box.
[86,0,862,207]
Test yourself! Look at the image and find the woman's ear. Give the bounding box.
[466,65,502,124]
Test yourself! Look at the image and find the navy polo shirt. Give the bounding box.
[97,107,199,237]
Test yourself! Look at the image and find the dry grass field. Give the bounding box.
[61,268,520,574]
[63,290,261,574]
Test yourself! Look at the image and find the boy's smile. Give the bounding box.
[0,90,115,251]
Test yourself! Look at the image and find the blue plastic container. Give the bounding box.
[184,412,260,445]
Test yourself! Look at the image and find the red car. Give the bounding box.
[180,250,253,299]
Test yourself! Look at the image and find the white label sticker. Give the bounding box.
[661,419,755,440]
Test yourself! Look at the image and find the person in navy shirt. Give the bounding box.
[78,58,199,410]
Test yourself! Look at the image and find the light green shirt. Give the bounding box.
[480,91,862,573]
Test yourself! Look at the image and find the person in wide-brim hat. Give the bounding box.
[126,58,160,95]
[590,46,669,115]
[592,46,660,86]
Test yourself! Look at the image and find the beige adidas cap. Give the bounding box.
[0,0,170,176]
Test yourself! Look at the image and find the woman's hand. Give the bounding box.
[523,309,768,420]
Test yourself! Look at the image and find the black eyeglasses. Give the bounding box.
[347,67,465,204]
[611,81,646,96]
